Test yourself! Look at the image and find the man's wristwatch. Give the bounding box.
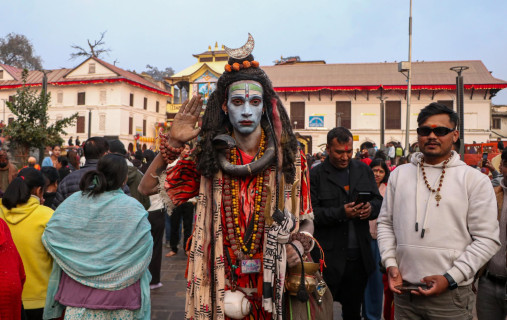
[443,272,458,290]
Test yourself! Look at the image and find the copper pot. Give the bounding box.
[285,262,320,295]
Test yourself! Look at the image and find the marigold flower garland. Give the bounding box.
[224,60,260,73]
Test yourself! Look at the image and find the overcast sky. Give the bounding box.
[2,0,506,103]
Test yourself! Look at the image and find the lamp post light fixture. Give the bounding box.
[450,66,469,159]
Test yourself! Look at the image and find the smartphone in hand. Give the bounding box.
[354,191,373,206]
[395,283,430,292]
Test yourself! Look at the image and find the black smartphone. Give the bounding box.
[395,283,429,292]
[354,191,373,206]
[482,152,488,166]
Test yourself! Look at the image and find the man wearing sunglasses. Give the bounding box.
[377,102,500,319]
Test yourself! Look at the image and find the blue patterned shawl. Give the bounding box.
[41,189,153,319]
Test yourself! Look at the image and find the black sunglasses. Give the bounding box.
[417,126,455,137]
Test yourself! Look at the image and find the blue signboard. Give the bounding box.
[309,116,324,127]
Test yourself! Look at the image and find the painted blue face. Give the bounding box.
[226,80,264,135]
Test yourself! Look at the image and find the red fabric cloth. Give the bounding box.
[360,158,372,166]
[0,219,25,320]
[382,273,394,320]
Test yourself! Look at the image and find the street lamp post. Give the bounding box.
[377,95,389,149]
[88,108,92,139]
[1,99,6,124]
[398,0,413,156]
[450,66,469,159]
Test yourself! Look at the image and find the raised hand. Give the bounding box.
[167,95,203,146]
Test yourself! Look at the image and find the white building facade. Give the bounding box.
[0,57,171,152]
[264,60,507,154]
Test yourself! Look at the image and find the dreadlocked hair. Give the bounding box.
[194,54,298,183]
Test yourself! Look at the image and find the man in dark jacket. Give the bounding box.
[311,127,382,320]
[51,137,130,209]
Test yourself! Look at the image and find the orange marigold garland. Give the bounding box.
[224,60,260,73]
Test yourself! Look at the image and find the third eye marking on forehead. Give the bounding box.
[229,83,263,94]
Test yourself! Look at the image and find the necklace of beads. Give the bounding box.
[223,130,269,260]
[420,155,451,207]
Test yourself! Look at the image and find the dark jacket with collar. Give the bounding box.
[51,159,130,209]
[310,157,383,287]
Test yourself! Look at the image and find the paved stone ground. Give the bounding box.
[150,244,477,320]
[150,245,188,320]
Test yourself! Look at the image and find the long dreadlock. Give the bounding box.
[194,54,298,183]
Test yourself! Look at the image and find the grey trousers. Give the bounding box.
[476,276,507,320]
[394,284,474,319]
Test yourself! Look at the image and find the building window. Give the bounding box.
[215,56,228,62]
[0,70,3,79]
[99,114,106,131]
[129,117,133,134]
[76,116,85,133]
[100,90,107,104]
[290,102,305,129]
[130,93,134,107]
[8,117,14,124]
[492,118,501,130]
[385,101,401,129]
[199,57,213,62]
[143,119,146,136]
[89,63,96,74]
[143,97,147,110]
[156,101,160,113]
[8,95,14,103]
[437,100,454,110]
[77,92,86,105]
[336,101,351,129]
[57,92,63,104]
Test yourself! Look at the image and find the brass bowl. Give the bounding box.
[285,262,320,295]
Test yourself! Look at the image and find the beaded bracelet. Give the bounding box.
[159,133,184,164]
[290,232,314,253]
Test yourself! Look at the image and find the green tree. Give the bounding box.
[0,33,43,70]
[143,65,174,82]
[4,69,78,164]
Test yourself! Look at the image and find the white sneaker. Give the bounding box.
[150,282,163,290]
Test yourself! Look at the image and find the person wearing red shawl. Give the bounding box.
[0,217,25,320]
[139,35,316,320]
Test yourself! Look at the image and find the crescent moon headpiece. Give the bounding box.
[224,33,255,59]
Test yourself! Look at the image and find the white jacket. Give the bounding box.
[377,151,500,286]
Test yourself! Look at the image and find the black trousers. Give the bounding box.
[170,202,194,253]
[148,208,166,284]
[329,258,368,320]
[24,308,43,320]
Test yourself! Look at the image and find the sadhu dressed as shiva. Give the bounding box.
[140,34,329,320]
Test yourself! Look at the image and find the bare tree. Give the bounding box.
[0,33,43,70]
[70,31,111,60]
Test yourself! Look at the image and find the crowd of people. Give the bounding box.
[0,36,505,320]
[0,137,194,320]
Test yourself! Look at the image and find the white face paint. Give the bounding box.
[226,80,264,135]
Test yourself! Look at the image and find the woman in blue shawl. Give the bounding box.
[42,153,153,320]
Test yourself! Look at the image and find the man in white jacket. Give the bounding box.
[377,102,501,319]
